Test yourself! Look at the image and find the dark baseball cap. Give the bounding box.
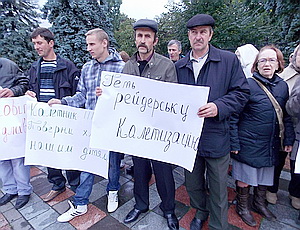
[187,14,215,29]
[133,19,158,33]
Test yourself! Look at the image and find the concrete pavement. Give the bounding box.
[0,158,299,230]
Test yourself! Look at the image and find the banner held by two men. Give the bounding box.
[90,71,210,172]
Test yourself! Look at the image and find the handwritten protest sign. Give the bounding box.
[90,71,209,171]
[0,96,35,160]
[25,102,109,178]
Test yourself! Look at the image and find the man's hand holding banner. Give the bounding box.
[1,71,209,175]
[90,71,209,172]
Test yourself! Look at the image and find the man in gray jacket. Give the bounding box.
[122,19,179,230]
[0,57,28,97]
[0,57,32,209]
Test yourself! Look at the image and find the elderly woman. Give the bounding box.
[267,44,300,208]
[230,45,295,226]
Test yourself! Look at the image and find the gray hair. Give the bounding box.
[167,40,182,51]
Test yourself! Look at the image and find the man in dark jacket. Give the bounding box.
[122,19,179,230]
[26,27,81,202]
[175,14,250,230]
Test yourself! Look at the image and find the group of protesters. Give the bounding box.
[0,12,300,230]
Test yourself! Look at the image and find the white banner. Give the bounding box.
[90,71,210,172]
[25,102,109,178]
[0,96,35,160]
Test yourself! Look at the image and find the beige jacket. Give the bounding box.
[279,64,300,95]
[286,77,300,160]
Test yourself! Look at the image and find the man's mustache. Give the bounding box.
[194,40,203,44]
[138,44,148,49]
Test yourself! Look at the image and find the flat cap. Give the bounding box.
[133,19,158,32]
[187,14,215,29]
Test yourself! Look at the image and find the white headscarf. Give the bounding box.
[235,44,259,78]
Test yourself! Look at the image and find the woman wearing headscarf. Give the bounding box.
[230,45,295,226]
[235,44,259,78]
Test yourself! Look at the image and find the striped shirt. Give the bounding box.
[63,48,125,110]
[40,60,56,102]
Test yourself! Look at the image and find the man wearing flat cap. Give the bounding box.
[175,14,250,230]
[122,18,179,230]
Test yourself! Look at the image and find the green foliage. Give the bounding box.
[257,0,300,56]
[0,0,39,70]
[114,13,136,56]
[155,0,299,60]
[0,0,298,69]
[211,1,273,50]
[156,2,189,57]
[42,0,118,68]
[105,0,122,32]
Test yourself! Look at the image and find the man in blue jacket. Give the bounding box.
[26,27,81,202]
[175,14,250,230]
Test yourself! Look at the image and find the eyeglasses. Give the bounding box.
[257,58,278,64]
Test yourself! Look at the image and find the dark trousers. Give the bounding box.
[268,151,300,198]
[185,154,229,230]
[132,156,175,214]
[289,160,300,198]
[268,151,288,193]
[47,167,80,192]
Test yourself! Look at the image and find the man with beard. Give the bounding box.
[122,19,179,230]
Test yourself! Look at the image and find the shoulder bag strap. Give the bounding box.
[253,78,284,148]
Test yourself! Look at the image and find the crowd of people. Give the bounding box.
[0,13,299,230]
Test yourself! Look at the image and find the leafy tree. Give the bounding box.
[250,0,300,56]
[212,1,273,50]
[156,2,188,56]
[42,0,118,68]
[156,0,299,59]
[114,13,136,56]
[105,0,122,32]
[0,0,39,70]
[157,0,234,55]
